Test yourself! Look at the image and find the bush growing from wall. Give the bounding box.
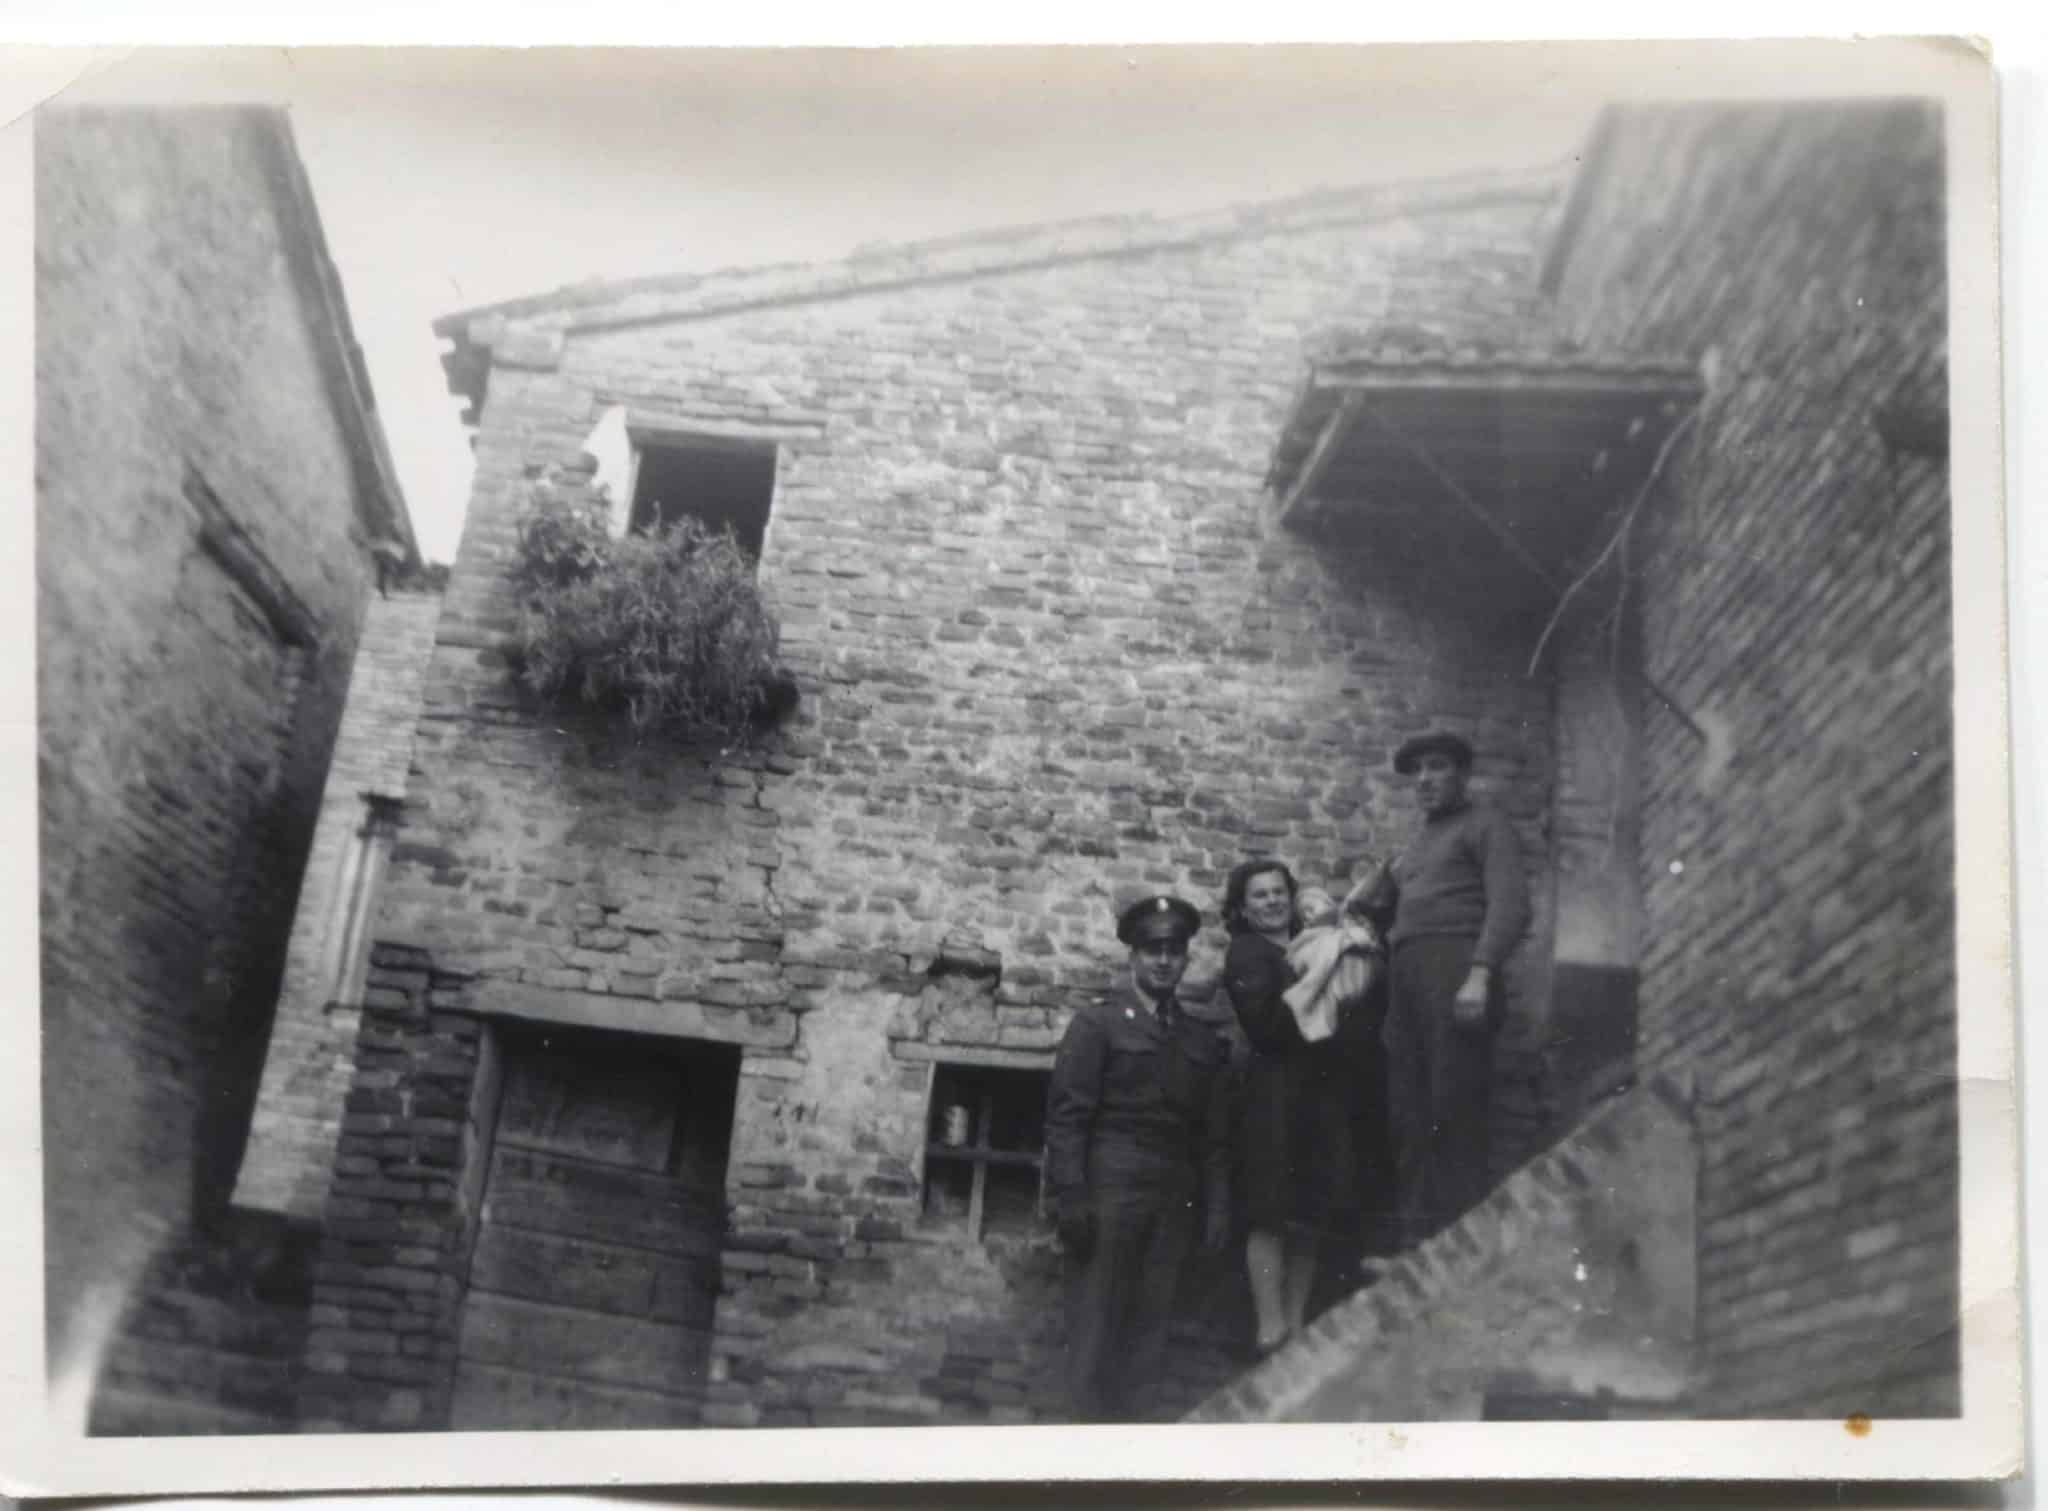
[510,477,795,740]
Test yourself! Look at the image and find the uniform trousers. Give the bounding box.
[1063,1138,1197,1423]
[1383,934,1496,1250]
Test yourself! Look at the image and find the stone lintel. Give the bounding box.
[471,979,797,1049]
[888,1042,1053,1072]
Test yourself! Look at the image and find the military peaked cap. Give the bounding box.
[1115,894,1202,946]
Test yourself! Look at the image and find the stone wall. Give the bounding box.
[1543,102,1956,1415]
[349,184,1585,1425]
[36,107,387,1365]
[238,586,445,1223]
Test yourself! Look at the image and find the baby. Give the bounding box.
[1282,869,1392,1043]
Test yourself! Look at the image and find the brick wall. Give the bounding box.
[343,181,1591,1426]
[89,1211,319,1436]
[37,107,385,1363]
[1543,102,1955,1414]
[298,947,486,1432]
[1189,1073,1698,1423]
[238,586,445,1223]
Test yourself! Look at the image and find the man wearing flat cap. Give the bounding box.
[1044,893,1233,1422]
[1382,732,1532,1248]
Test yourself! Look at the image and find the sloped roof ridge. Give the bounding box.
[249,109,418,565]
[434,159,1568,341]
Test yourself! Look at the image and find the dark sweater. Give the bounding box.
[1387,799,1531,969]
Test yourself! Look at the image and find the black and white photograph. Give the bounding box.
[0,32,2021,1495]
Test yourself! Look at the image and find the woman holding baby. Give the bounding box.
[1220,858,1387,1354]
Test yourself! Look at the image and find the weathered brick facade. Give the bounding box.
[238,586,446,1224]
[93,587,443,1437]
[1542,101,1956,1416]
[297,947,488,1432]
[37,104,412,1391]
[289,176,1591,1427]
[200,98,1959,1434]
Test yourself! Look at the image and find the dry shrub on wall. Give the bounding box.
[510,477,796,741]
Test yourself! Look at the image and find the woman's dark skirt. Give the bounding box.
[1237,1037,1361,1235]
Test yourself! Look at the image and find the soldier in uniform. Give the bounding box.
[1044,894,1233,1423]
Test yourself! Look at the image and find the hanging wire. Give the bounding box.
[1526,406,1702,679]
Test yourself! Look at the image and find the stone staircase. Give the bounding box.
[1185,1072,1697,1423]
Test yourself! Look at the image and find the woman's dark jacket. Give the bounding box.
[1223,930,1361,1233]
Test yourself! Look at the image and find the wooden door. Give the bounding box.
[451,1027,737,1430]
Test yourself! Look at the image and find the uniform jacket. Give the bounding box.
[1044,984,1233,1224]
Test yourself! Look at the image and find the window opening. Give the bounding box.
[627,435,777,559]
[922,1063,1052,1241]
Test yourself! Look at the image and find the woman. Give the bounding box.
[1221,857,1363,1354]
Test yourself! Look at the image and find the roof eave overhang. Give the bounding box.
[1268,359,1705,539]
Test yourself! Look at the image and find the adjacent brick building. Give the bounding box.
[36,106,415,1426]
[1541,100,1957,1417]
[203,98,1956,1433]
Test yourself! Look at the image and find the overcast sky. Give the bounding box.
[49,41,1965,561]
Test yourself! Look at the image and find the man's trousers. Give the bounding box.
[1063,1142,1196,1423]
[1383,935,1496,1250]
